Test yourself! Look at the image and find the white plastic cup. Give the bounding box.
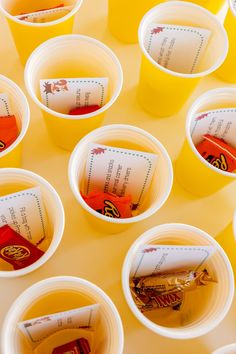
[69,124,173,234]
[175,87,236,197]
[122,223,234,339]
[212,344,236,354]
[0,75,30,168]
[25,34,123,151]
[1,276,124,354]
[0,168,65,278]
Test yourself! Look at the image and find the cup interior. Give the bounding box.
[3,278,123,354]
[70,126,172,221]
[25,36,122,117]
[139,1,227,75]
[123,224,234,338]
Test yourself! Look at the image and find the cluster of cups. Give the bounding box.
[0,0,236,353]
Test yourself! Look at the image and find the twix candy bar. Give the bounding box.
[52,337,91,354]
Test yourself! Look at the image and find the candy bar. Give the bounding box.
[130,269,214,312]
[0,115,18,152]
[82,190,132,218]
[69,105,101,115]
[0,225,44,270]
[52,337,91,354]
[196,134,236,172]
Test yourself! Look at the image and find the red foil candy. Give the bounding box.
[69,105,101,115]
[196,134,236,172]
[0,225,44,270]
[82,191,132,218]
[0,115,18,152]
[52,337,91,354]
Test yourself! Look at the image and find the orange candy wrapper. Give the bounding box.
[0,115,18,152]
[82,191,132,218]
[196,134,236,172]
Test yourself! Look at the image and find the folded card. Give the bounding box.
[18,304,99,349]
[144,23,211,74]
[0,93,13,116]
[15,5,73,23]
[84,143,157,210]
[40,78,108,114]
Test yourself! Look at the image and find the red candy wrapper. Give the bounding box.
[69,105,101,115]
[52,337,91,354]
[0,115,18,152]
[82,191,132,218]
[196,134,236,172]
[0,225,44,270]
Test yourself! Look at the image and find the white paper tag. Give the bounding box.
[191,108,236,147]
[0,187,48,248]
[0,93,13,117]
[84,143,157,209]
[18,304,99,349]
[40,78,108,114]
[144,23,211,74]
[15,6,73,23]
[130,245,216,278]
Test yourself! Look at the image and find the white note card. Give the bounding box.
[15,6,73,23]
[0,93,13,117]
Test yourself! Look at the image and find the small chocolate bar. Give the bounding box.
[0,115,18,152]
[82,190,132,218]
[196,134,236,172]
[0,225,44,270]
[52,337,91,354]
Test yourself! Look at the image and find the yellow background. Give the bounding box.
[0,1,236,353]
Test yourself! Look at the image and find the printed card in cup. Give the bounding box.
[15,6,73,23]
[0,187,48,249]
[191,108,236,147]
[84,143,157,210]
[40,78,108,114]
[144,24,211,74]
[233,0,236,11]
[130,244,216,278]
[18,304,99,349]
[0,93,13,116]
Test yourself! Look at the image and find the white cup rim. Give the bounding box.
[0,75,30,159]
[212,343,236,354]
[24,34,123,120]
[229,0,236,17]
[1,275,124,354]
[186,87,236,178]
[0,168,65,278]
[0,0,83,27]
[122,223,235,339]
[138,1,229,79]
[68,124,173,224]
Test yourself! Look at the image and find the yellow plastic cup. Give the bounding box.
[217,1,236,83]
[1,276,124,354]
[215,211,236,279]
[0,168,65,278]
[0,75,30,168]
[175,87,236,197]
[183,0,225,13]
[0,0,83,65]
[137,1,228,117]
[122,223,234,339]
[69,124,173,234]
[25,34,123,151]
[108,0,163,44]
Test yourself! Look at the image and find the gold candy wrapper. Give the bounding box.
[130,269,214,312]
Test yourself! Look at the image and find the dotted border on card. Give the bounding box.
[0,191,46,240]
[86,148,154,206]
[0,96,10,116]
[133,247,212,278]
[19,6,71,20]
[147,26,206,74]
[191,108,236,136]
[45,80,105,110]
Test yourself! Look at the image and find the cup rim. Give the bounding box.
[0,0,83,27]
[212,343,236,354]
[185,87,236,178]
[229,0,236,18]
[122,223,235,339]
[0,75,30,159]
[68,124,173,225]
[138,1,229,79]
[24,34,123,120]
[0,168,65,278]
[1,275,124,354]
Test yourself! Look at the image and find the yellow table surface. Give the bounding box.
[0,1,236,353]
